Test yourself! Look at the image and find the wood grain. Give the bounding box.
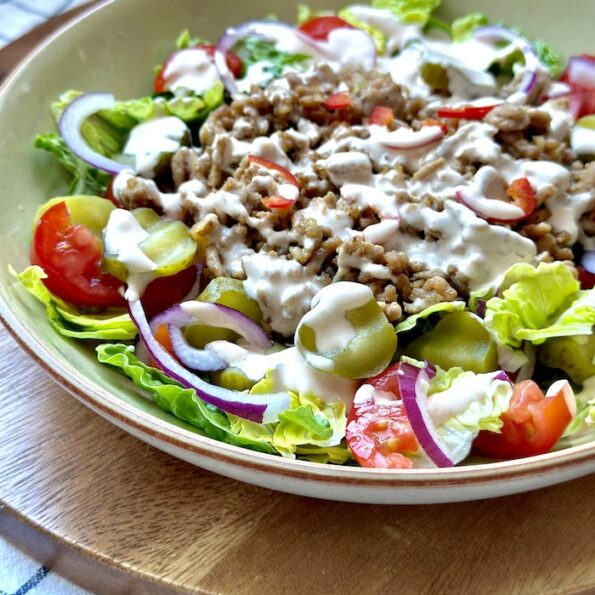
[1,6,594,594]
[1,325,595,594]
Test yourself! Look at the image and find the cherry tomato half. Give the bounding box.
[154,44,243,94]
[298,16,354,41]
[30,201,125,308]
[345,363,418,469]
[473,380,574,459]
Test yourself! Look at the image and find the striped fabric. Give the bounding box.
[0,0,91,48]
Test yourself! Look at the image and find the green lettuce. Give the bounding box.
[234,38,310,79]
[96,343,277,452]
[175,29,204,49]
[96,344,351,463]
[371,0,440,25]
[558,375,595,447]
[395,300,465,334]
[533,39,564,78]
[296,4,332,24]
[34,133,111,196]
[164,83,224,121]
[451,12,488,42]
[12,266,136,340]
[485,262,595,348]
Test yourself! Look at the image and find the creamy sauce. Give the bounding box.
[571,125,595,156]
[242,252,329,336]
[123,116,188,176]
[162,48,220,96]
[396,200,536,290]
[205,341,357,405]
[103,209,157,299]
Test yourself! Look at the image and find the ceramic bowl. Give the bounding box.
[0,0,593,504]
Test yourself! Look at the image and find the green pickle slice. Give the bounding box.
[405,311,498,373]
[296,284,397,380]
[103,208,197,281]
[538,334,595,384]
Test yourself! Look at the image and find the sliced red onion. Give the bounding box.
[374,125,445,151]
[581,250,595,274]
[129,298,291,423]
[397,361,455,468]
[179,301,272,350]
[565,56,595,88]
[167,324,227,371]
[546,379,576,417]
[456,188,526,222]
[475,299,487,319]
[58,93,129,174]
[214,20,302,95]
[473,26,539,95]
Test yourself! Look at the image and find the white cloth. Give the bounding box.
[1,536,90,594]
[0,0,91,48]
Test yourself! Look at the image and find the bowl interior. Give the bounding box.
[0,0,593,464]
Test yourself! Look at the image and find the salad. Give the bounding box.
[15,0,595,469]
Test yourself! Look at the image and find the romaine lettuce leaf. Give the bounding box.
[371,0,440,25]
[12,265,136,340]
[97,344,351,462]
[34,133,111,196]
[395,300,465,333]
[485,262,594,348]
[234,38,310,79]
[96,343,277,452]
[428,368,513,463]
[533,39,564,78]
[451,12,488,42]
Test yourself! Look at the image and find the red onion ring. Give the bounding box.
[473,25,540,95]
[58,92,130,174]
[374,125,445,150]
[129,298,291,423]
[565,56,595,88]
[397,361,455,468]
[456,189,526,222]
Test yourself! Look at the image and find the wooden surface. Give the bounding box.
[1,8,595,595]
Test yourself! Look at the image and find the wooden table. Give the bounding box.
[1,7,595,595]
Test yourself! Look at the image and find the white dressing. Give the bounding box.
[162,48,220,96]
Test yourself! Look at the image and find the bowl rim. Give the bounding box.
[1,0,594,491]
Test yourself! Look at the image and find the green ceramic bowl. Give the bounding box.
[0,0,593,504]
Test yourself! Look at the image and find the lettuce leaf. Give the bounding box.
[371,0,440,25]
[485,262,594,348]
[296,4,332,24]
[533,39,564,78]
[97,344,351,462]
[12,265,136,340]
[175,29,204,49]
[557,375,595,448]
[451,12,488,42]
[164,83,224,121]
[96,343,277,452]
[34,133,111,196]
[395,300,465,333]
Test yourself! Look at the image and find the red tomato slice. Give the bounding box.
[506,177,536,218]
[345,363,418,469]
[369,106,394,127]
[154,45,243,94]
[141,265,198,320]
[436,105,498,120]
[248,154,299,186]
[566,85,595,119]
[473,380,574,459]
[261,196,295,210]
[30,201,125,308]
[298,16,354,41]
[325,91,352,110]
